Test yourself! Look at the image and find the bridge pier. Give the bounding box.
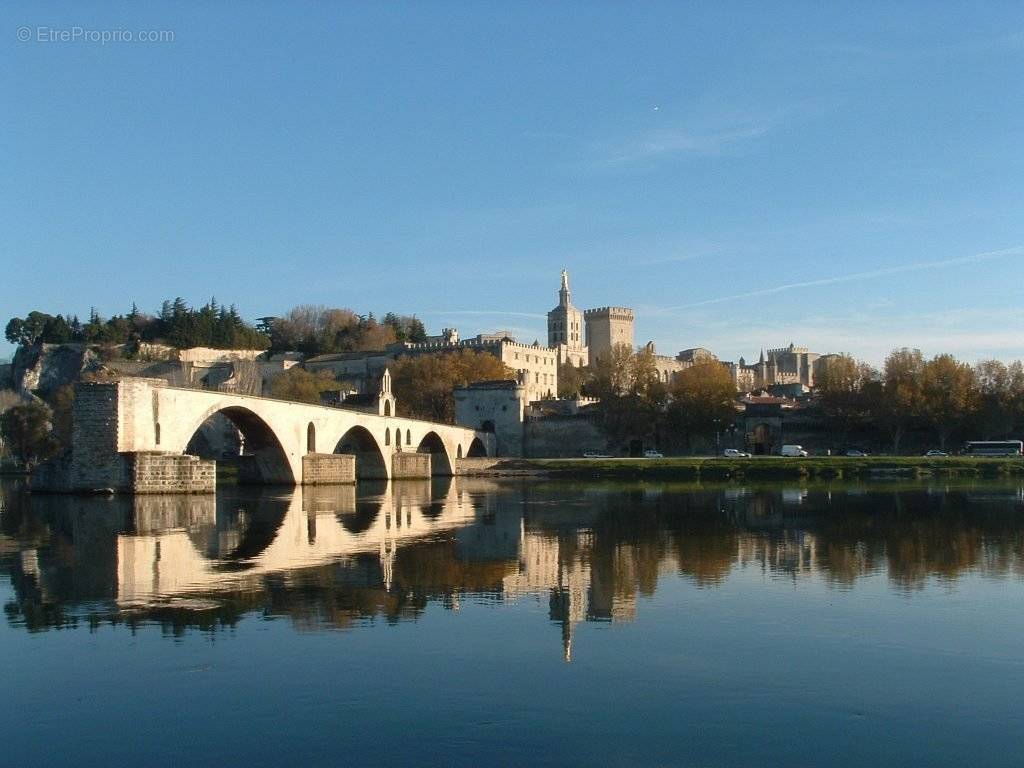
[302,453,356,485]
[392,452,432,479]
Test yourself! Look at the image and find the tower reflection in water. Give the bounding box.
[5,479,1024,659]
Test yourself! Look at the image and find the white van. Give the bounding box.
[780,445,808,457]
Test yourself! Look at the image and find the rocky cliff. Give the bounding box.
[11,344,104,397]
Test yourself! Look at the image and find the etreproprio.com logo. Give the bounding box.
[17,26,175,44]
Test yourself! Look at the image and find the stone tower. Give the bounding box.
[547,270,588,367]
[584,306,634,363]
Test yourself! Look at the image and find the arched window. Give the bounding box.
[385,429,391,446]
[457,444,464,459]
[395,428,401,447]
[306,422,316,453]
[384,400,392,416]
[406,429,411,444]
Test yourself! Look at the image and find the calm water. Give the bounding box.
[2,477,1024,767]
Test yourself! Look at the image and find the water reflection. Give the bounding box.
[4,479,1024,656]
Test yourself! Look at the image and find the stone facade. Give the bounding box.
[727,344,821,390]
[523,416,607,458]
[453,379,526,458]
[584,306,635,363]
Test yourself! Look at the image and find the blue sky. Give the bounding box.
[3,2,1023,365]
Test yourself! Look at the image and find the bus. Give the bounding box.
[963,440,1024,457]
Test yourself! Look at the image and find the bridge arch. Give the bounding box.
[334,426,389,480]
[467,436,488,458]
[183,405,295,484]
[416,431,453,476]
[339,497,383,534]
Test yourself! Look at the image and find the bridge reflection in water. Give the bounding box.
[7,480,1024,659]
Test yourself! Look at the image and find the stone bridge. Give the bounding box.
[109,481,514,605]
[40,378,494,493]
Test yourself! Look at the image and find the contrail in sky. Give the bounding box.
[424,310,547,320]
[657,245,1024,311]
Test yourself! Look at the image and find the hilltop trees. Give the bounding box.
[6,312,74,346]
[266,306,427,356]
[153,298,268,350]
[6,300,429,359]
[5,299,269,351]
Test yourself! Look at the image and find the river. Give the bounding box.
[2,477,1023,766]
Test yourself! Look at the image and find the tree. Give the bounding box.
[920,354,978,450]
[5,317,27,346]
[667,360,738,453]
[879,348,925,453]
[269,367,341,405]
[974,360,1024,440]
[558,361,590,398]
[588,344,668,451]
[815,355,877,444]
[589,343,635,399]
[229,361,263,396]
[391,350,513,423]
[0,402,59,469]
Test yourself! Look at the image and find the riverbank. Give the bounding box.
[468,456,1024,480]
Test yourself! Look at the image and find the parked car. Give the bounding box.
[642,449,664,458]
[722,448,751,458]
[924,449,948,457]
[780,445,808,457]
[845,449,869,457]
